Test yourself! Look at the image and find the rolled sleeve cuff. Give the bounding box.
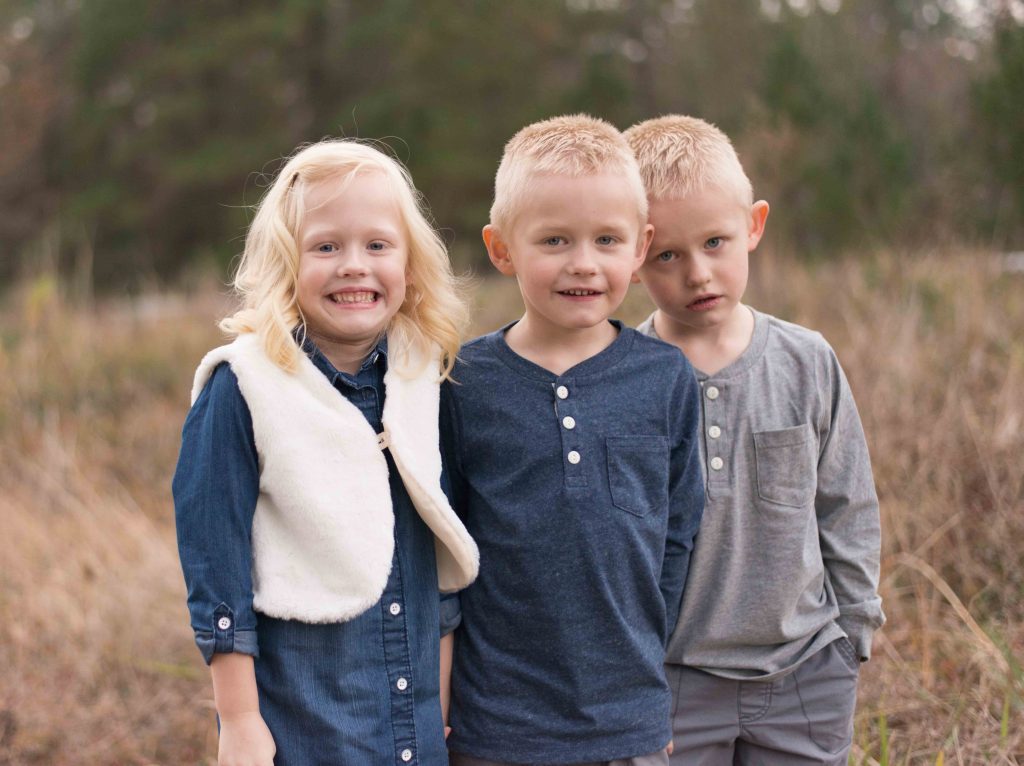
[838,600,885,662]
[439,592,462,636]
[194,603,259,665]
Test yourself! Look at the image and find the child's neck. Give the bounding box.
[504,315,618,376]
[655,304,754,376]
[308,331,378,376]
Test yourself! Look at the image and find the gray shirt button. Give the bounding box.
[710,456,724,471]
[706,386,720,400]
[708,425,722,439]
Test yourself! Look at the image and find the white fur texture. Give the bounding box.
[191,333,479,623]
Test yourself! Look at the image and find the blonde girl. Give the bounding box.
[173,140,478,766]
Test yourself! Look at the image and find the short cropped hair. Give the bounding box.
[221,139,468,378]
[624,115,753,206]
[490,114,648,233]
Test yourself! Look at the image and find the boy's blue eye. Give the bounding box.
[656,251,677,262]
[542,236,565,246]
[706,237,723,250]
[596,235,616,246]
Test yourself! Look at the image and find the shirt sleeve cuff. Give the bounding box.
[439,592,462,636]
[837,613,881,662]
[194,603,259,665]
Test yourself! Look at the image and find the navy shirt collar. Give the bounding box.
[485,319,635,382]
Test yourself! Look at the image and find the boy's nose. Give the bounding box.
[566,245,599,274]
[685,262,712,287]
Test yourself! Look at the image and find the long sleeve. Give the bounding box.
[661,363,706,639]
[172,363,260,664]
[815,349,885,661]
[438,381,465,636]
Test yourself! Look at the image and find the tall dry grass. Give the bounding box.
[0,251,1021,765]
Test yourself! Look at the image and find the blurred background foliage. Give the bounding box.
[1,0,1023,290]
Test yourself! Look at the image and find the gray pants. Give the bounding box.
[666,638,860,765]
[449,749,669,766]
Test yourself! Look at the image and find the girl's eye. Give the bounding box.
[705,237,723,250]
[368,241,387,251]
[656,251,677,263]
[542,236,566,246]
[317,243,337,253]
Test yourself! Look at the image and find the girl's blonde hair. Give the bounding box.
[221,139,468,379]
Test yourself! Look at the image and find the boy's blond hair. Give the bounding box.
[490,114,648,233]
[624,115,753,206]
[221,139,468,378]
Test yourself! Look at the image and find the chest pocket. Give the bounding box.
[752,424,817,508]
[606,435,669,517]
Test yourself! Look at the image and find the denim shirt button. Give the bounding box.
[217,616,232,630]
[567,450,581,465]
[562,416,576,430]
[389,602,402,616]
[400,749,413,762]
[556,385,569,399]
[396,677,408,691]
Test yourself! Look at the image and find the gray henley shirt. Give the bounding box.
[638,307,884,680]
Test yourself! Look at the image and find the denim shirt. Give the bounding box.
[173,337,455,765]
[442,322,705,763]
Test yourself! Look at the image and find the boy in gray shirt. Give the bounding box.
[625,115,884,765]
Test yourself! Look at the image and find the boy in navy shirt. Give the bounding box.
[443,114,705,765]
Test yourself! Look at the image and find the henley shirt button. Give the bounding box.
[389,602,401,616]
[401,750,413,763]
[216,616,232,631]
[706,386,720,400]
[710,456,724,471]
[396,677,408,691]
[556,385,569,399]
[708,425,722,439]
[567,450,581,465]
[562,416,576,430]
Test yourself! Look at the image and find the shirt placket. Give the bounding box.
[552,378,587,488]
[380,547,418,765]
[701,380,728,498]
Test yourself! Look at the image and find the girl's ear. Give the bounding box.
[748,201,770,251]
[483,225,516,277]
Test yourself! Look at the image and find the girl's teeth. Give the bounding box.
[331,292,376,304]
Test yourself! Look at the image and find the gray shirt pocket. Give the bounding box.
[752,424,816,507]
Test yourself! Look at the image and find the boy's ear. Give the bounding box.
[631,222,655,283]
[747,201,770,251]
[482,225,516,277]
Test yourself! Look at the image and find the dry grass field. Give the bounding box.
[0,250,1021,764]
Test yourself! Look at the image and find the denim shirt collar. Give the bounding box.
[295,328,389,389]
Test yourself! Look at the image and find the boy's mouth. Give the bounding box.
[687,294,722,311]
[328,290,379,305]
[557,288,602,297]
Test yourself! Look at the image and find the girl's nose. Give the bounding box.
[336,249,370,277]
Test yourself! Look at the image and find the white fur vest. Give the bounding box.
[190,332,479,623]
